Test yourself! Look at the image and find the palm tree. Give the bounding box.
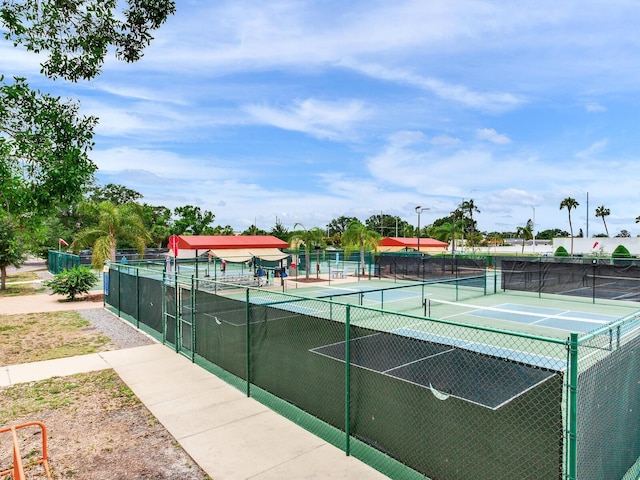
[71,201,151,269]
[341,220,380,277]
[291,223,325,279]
[560,197,579,256]
[428,222,454,243]
[516,220,533,254]
[461,199,480,249]
[595,205,610,237]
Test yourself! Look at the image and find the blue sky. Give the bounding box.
[4,1,640,236]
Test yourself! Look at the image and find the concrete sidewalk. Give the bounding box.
[0,295,389,479]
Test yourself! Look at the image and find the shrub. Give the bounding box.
[45,266,98,300]
[612,245,632,258]
[554,246,569,257]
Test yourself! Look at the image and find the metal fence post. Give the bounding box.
[136,268,140,329]
[191,275,196,362]
[567,332,579,480]
[246,288,251,397]
[345,304,351,456]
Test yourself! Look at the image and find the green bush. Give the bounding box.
[554,246,569,257]
[45,266,98,300]
[612,245,632,258]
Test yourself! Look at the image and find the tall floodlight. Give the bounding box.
[531,205,536,253]
[415,206,430,252]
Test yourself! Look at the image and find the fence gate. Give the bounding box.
[163,275,195,359]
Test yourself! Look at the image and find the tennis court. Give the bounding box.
[105,260,640,480]
[311,330,559,410]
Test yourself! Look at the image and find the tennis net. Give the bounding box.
[315,275,488,313]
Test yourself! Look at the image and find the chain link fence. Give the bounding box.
[47,250,80,274]
[502,258,640,301]
[104,263,640,480]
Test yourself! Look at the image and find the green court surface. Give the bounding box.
[233,278,640,337]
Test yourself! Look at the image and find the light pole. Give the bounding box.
[415,206,430,252]
[531,205,536,254]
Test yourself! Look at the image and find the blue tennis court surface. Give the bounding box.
[468,302,619,333]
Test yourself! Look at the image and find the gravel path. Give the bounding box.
[76,308,157,349]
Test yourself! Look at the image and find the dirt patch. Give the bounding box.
[58,293,104,303]
[1,371,210,479]
[292,277,327,283]
[0,311,115,365]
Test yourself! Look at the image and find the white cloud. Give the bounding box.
[575,139,608,159]
[243,98,370,140]
[431,135,461,145]
[476,128,512,144]
[586,103,606,112]
[92,147,243,180]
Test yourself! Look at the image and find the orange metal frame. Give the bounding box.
[0,421,51,479]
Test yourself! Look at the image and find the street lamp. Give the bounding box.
[415,206,430,252]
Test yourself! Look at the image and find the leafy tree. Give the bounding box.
[173,205,215,235]
[212,224,235,235]
[44,265,98,301]
[537,228,569,240]
[0,214,25,290]
[595,205,610,237]
[0,77,98,223]
[71,201,150,269]
[1,0,176,81]
[485,232,505,248]
[616,230,631,238]
[425,222,454,243]
[89,183,143,205]
[365,214,410,237]
[242,224,268,236]
[269,219,290,242]
[291,224,325,280]
[342,220,380,277]
[560,197,579,256]
[327,216,358,236]
[141,204,171,248]
[1,0,174,262]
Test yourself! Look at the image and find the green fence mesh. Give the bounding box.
[47,250,80,274]
[104,263,640,480]
[502,258,640,302]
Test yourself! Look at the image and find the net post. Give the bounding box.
[245,288,251,397]
[538,256,542,298]
[483,267,487,296]
[345,305,351,456]
[567,332,579,480]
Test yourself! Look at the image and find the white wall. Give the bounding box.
[552,237,640,256]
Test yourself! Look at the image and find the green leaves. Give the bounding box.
[44,265,98,300]
[0,77,98,224]
[1,0,176,81]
